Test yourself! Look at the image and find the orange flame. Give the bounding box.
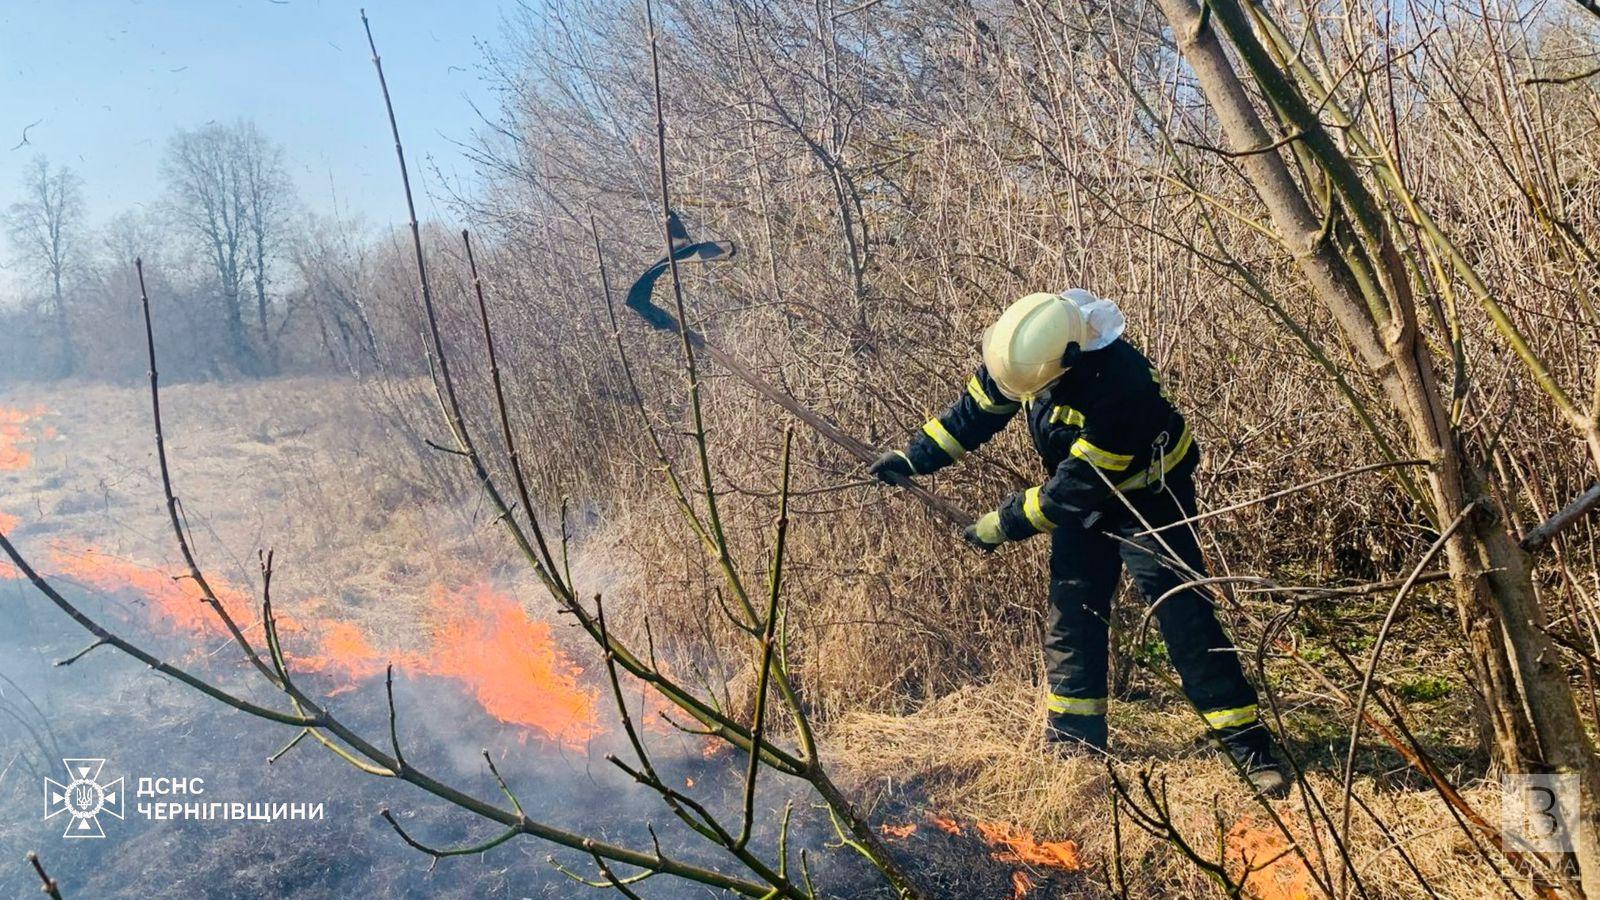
[928,814,963,836]
[286,619,387,685]
[2,403,601,746]
[36,547,601,747]
[1010,870,1035,899]
[1225,818,1315,900]
[976,821,1083,871]
[880,822,918,840]
[49,547,254,638]
[0,405,46,471]
[0,511,18,580]
[409,582,601,746]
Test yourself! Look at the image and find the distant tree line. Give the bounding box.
[0,120,396,383]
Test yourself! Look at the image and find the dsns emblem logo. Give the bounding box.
[44,758,124,838]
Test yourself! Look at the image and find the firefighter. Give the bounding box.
[869,290,1288,796]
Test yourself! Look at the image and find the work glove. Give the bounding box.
[963,510,1008,553]
[867,450,915,485]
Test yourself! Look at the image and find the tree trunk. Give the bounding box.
[254,228,277,375]
[255,272,276,374]
[1149,0,1600,887]
[222,281,256,377]
[51,269,74,377]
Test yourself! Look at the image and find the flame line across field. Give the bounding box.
[0,402,602,747]
[0,404,49,471]
[879,811,1086,897]
[43,547,603,746]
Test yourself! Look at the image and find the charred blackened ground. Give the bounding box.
[0,584,883,898]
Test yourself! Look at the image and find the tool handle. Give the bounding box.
[693,334,974,530]
[622,242,975,531]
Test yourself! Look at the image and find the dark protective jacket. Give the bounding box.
[903,338,1194,540]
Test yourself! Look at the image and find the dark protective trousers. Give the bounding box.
[1045,470,1258,728]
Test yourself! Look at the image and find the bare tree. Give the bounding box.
[1134,0,1600,888]
[241,123,292,370]
[162,120,292,374]
[290,212,381,376]
[4,156,83,376]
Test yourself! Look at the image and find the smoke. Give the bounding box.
[0,393,948,897]
[0,524,890,897]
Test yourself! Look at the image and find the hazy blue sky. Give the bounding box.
[0,0,516,282]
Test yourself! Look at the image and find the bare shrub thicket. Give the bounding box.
[334,0,1600,893]
[404,0,1596,724]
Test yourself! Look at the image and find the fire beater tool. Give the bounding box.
[624,211,973,530]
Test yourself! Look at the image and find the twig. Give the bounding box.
[462,228,566,592]
[52,639,108,667]
[737,428,792,851]
[1523,63,1600,85]
[1135,459,1430,535]
[1175,127,1304,157]
[1338,503,1477,861]
[385,665,407,773]
[1520,482,1600,551]
[27,852,63,900]
[481,750,525,819]
[137,258,287,691]
[380,807,519,871]
[591,853,651,899]
[266,729,311,764]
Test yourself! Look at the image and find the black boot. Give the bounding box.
[1213,724,1289,797]
[1047,713,1108,754]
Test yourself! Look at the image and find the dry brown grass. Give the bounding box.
[828,676,1505,899]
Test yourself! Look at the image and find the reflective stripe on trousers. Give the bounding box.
[1044,465,1257,729]
[1046,694,1107,716]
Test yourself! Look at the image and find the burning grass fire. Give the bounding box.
[1226,817,1316,900]
[975,820,1084,872]
[2,395,604,747]
[36,544,601,746]
[413,582,602,745]
[0,404,49,471]
[877,811,1085,896]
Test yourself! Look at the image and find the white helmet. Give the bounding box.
[981,289,1126,400]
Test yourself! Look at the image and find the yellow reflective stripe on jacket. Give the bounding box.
[1070,438,1134,472]
[893,450,916,474]
[1023,486,1055,532]
[1202,704,1258,729]
[922,418,967,461]
[1115,426,1194,491]
[1047,694,1107,716]
[1050,405,1085,427]
[967,376,1019,415]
